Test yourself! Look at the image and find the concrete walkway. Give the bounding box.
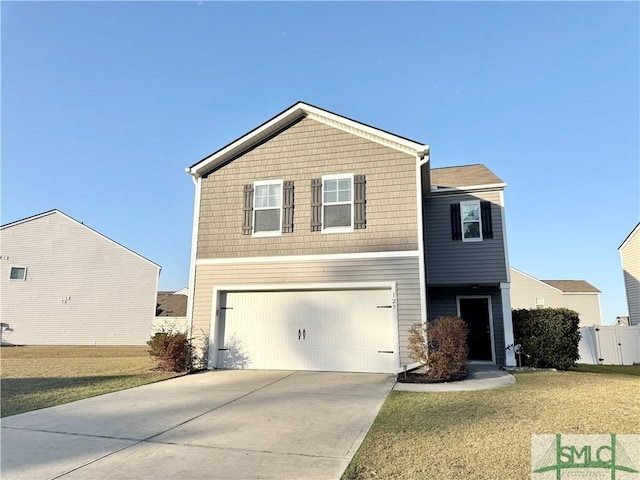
[393,364,516,392]
[1,370,395,480]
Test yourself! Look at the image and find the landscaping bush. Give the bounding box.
[408,316,469,382]
[147,331,193,372]
[512,307,581,370]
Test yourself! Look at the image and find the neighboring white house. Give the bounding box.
[153,289,188,334]
[510,267,602,326]
[619,223,639,325]
[0,210,161,345]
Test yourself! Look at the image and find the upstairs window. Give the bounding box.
[323,174,353,231]
[461,201,482,242]
[10,267,27,280]
[242,180,294,236]
[311,174,366,232]
[450,200,493,241]
[253,180,283,235]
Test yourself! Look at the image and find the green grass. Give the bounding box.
[343,369,640,480]
[1,346,181,417]
[571,363,640,376]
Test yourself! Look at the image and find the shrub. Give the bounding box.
[147,331,193,372]
[408,316,469,382]
[512,308,581,370]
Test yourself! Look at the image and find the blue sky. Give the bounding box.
[2,1,638,324]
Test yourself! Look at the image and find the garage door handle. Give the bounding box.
[298,329,301,340]
[218,348,229,351]
[378,350,394,354]
[303,329,306,340]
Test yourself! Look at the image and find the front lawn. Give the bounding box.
[343,369,640,479]
[0,346,180,417]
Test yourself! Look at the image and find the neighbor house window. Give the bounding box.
[253,180,283,236]
[535,297,545,309]
[322,174,354,231]
[10,267,27,280]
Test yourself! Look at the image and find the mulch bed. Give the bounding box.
[396,365,469,384]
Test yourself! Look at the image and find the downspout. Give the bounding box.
[415,147,430,369]
[185,170,202,340]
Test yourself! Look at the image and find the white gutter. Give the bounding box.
[416,149,430,328]
[185,173,202,338]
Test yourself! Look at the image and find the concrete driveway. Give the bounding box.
[1,370,394,480]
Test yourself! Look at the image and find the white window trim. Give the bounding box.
[252,179,283,237]
[460,200,483,243]
[321,173,354,234]
[535,297,545,309]
[10,266,27,281]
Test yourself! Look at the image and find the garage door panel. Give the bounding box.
[217,288,397,373]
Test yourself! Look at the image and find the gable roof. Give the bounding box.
[186,101,430,177]
[540,280,601,293]
[156,291,188,317]
[430,164,505,190]
[1,210,161,269]
[618,222,640,251]
[510,267,601,294]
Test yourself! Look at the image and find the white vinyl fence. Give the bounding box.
[578,325,640,365]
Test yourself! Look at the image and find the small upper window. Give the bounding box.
[10,267,27,280]
[322,174,353,232]
[253,180,282,236]
[535,297,545,309]
[460,201,482,242]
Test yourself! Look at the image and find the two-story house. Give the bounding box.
[185,102,515,373]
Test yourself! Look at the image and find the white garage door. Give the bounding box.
[216,288,397,373]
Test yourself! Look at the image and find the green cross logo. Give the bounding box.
[532,434,639,479]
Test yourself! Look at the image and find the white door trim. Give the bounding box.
[456,295,496,364]
[209,281,399,371]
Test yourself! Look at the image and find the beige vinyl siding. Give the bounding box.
[620,228,640,325]
[197,117,418,258]
[191,255,421,366]
[425,190,507,285]
[0,212,160,345]
[510,269,601,326]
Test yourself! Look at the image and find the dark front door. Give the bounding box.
[458,297,493,361]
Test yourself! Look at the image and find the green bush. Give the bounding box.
[147,331,193,372]
[408,316,469,382]
[512,308,581,370]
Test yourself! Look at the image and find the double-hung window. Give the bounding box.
[253,180,282,236]
[322,174,354,232]
[460,200,482,242]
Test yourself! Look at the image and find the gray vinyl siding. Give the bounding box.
[425,190,508,285]
[0,211,160,345]
[191,255,422,367]
[427,286,505,365]
[620,228,640,325]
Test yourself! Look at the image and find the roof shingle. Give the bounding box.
[430,164,504,189]
[540,280,601,293]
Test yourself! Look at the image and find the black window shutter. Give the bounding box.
[282,181,294,233]
[354,174,366,229]
[450,203,462,240]
[242,184,253,235]
[310,178,322,231]
[481,201,493,239]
